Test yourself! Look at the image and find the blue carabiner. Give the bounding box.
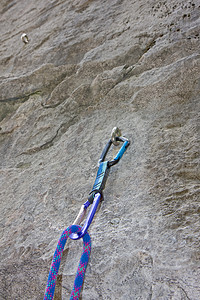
[70,193,101,240]
[90,135,130,194]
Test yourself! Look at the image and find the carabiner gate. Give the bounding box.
[70,193,101,240]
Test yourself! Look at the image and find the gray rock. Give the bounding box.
[0,0,199,299]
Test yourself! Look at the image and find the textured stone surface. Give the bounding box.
[0,0,200,299]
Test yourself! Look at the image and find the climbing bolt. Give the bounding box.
[21,33,29,44]
[111,127,122,146]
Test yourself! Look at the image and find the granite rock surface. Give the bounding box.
[0,0,200,299]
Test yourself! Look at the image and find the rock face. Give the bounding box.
[0,0,199,299]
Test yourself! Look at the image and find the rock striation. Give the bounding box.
[0,0,199,299]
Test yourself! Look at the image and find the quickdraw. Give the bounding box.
[44,127,130,299]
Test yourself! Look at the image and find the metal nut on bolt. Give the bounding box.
[21,33,29,44]
[111,127,122,146]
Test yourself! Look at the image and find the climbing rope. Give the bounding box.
[44,127,130,299]
[44,225,91,300]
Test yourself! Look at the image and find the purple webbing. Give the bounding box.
[44,225,91,300]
